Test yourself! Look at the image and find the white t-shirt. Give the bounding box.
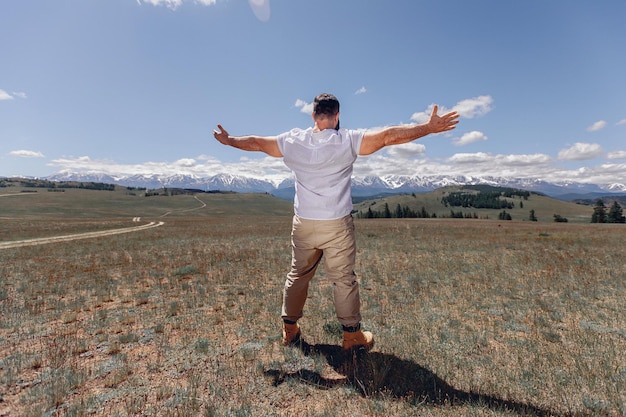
[276,127,364,220]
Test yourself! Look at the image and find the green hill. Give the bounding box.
[353,185,594,223]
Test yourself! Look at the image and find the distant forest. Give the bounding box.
[356,186,535,220]
[1,178,116,191]
[0,178,237,197]
[356,203,437,219]
[441,186,531,209]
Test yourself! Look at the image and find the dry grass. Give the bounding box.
[0,191,624,416]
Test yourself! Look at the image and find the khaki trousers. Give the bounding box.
[281,214,361,327]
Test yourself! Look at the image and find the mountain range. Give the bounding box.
[45,172,626,201]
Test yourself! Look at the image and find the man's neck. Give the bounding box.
[313,122,335,132]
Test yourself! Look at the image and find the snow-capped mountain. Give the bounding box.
[44,171,626,199]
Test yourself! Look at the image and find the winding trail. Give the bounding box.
[0,221,165,250]
[160,195,207,217]
[0,193,208,250]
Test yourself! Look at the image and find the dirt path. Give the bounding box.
[0,221,165,250]
[159,195,207,217]
[0,194,208,249]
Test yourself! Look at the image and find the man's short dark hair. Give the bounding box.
[313,93,340,116]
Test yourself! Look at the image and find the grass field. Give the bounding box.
[0,187,624,416]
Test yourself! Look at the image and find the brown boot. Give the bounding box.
[282,322,301,346]
[342,328,374,351]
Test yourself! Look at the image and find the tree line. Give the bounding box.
[4,178,116,191]
[591,199,625,223]
[356,198,625,224]
[441,189,530,210]
[356,203,436,219]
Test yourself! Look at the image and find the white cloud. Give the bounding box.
[587,120,607,132]
[561,162,626,185]
[386,142,426,159]
[496,153,552,166]
[617,119,626,126]
[46,148,626,188]
[607,150,626,160]
[295,99,313,114]
[557,142,604,161]
[453,131,488,146]
[410,95,493,123]
[248,0,270,22]
[447,152,492,164]
[409,110,430,124]
[445,152,551,168]
[196,154,222,163]
[9,150,45,158]
[353,153,435,177]
[356,150,556,180]
[49,155,291,186]
[176,158,197,167]
[140,0,182,9]
[451,95,493,119]
[137,0,216,10]
[355,86,367,95]
[0,89,13,100]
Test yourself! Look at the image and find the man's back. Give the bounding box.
[277,127,363,220]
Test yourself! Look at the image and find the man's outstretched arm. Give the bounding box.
[213,124,283,157]
[359,105,459,156]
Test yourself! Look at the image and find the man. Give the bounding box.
[213,93,459,350]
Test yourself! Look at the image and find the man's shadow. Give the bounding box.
[264,340,576,417]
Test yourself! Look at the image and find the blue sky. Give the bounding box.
[2,0,626,186]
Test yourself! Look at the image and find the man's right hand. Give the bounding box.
[427,105,459,134]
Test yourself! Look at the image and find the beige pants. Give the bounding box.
[281,214,361,327]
